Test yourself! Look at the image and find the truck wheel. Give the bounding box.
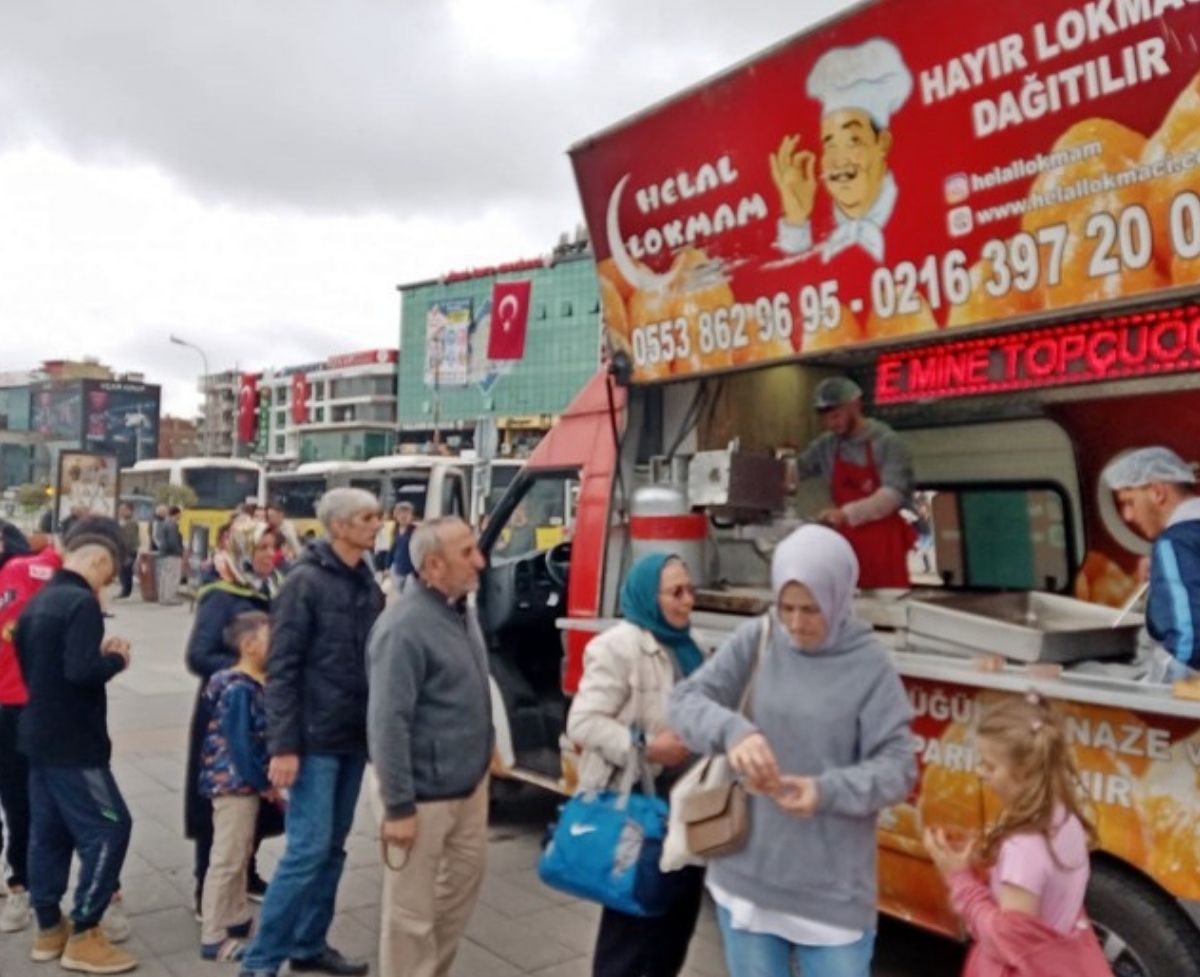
[1087,859,1200,977]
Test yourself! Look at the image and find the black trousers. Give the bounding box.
[118,560,135,598]
[0,706,30,888]
[592,866,706,977]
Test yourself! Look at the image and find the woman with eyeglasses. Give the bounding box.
[565,553,706,977]
[668,525,916,977]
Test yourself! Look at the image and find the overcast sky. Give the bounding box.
[0,0,844,416]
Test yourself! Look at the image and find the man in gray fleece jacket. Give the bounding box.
[367,516,492,977]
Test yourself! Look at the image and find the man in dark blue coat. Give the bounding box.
[239,489,383,977]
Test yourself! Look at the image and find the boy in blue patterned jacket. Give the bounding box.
[198,611,280,962]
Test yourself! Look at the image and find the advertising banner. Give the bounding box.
[32,384,82,441]
[82,382,161,469]
[424,298,472,388]
[55,451,119,525]
[877,676,1200,934]
[570,0,1200,383]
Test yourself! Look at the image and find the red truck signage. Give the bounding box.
[570,0,1200,383]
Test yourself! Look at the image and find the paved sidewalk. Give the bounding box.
[0,596,961,976]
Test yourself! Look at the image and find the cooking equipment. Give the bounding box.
[907,591,1141,664]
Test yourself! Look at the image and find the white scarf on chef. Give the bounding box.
[821,171,897,265]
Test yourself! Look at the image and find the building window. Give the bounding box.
[314,381,326,400]
[535,303,547,320]
[275,411,286,428]
[315,407,325,423]
[560,300,573,316]
[274,435,286,455]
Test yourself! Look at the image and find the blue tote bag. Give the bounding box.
[538,747,678,917]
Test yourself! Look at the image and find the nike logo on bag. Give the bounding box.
[569,824,598,837]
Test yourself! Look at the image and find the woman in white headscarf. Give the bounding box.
[668,524,915,977]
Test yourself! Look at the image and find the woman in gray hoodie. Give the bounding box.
[668,524,916,977]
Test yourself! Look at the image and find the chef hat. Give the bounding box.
[806,38,913,129]
[1102,446,1197,490]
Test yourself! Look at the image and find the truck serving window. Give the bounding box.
[911,483,1074,592]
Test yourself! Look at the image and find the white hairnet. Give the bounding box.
[1102,447,1196,490]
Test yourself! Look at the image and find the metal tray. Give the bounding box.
[907,591,1141,664]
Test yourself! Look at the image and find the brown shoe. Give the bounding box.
[59,925,138,974]
[31,919,72,962]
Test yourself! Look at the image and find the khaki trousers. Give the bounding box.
[374,774,489,977]
[200,794,259,945]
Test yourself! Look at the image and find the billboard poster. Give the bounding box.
[55,451,119,525]
[570,0,1200,382]
[32,384,82,441]
[82,381,161,469]
[424,298,472,388]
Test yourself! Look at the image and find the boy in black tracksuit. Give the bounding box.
[15,517,138,973]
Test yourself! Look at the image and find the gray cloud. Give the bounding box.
[0,0,844,221]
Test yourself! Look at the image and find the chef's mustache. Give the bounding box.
[822,166,860,183]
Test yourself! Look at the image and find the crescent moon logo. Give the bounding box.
[497,294,520,331]
[606,174,672,294]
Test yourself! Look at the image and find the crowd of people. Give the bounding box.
[0,481,1117,977]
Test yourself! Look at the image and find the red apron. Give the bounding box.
[830,438,915,589]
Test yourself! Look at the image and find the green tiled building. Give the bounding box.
[397,246,601,453]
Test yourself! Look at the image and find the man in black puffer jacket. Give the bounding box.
[239,489,383,977]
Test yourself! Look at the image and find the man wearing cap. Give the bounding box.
[770,38,912,264]
[15,517,137,973]
[796,376,915,588]
[1103,446,1200,678]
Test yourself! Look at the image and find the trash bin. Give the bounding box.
[137,552,158,603]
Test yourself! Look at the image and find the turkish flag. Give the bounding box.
[487,280,532,361]
[237,373,258,443]
[291,372,309,424]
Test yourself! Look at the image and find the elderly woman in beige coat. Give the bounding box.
[566,553,706,977]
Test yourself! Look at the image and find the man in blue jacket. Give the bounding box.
[239,488,383,977]
[1104,446,1200,679]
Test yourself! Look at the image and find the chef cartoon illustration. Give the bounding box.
[770,38,913,264]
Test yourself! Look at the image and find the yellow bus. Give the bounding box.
[120,458,265,549]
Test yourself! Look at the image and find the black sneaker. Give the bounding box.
[246,873,268,904]
[288,947,368,976]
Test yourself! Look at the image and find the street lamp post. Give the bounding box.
[169,334,211,457]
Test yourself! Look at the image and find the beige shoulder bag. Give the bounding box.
[660,615,769,870]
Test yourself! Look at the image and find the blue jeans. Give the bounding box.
[28,765,131,933]
[241,753,365,973]
[716,904,875,977]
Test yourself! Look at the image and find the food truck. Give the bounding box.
[476,1,1200,974]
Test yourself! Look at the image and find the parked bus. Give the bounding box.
[120,458,265,550]
[266,455,519,540]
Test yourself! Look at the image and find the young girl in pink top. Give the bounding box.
[924,693,1113,977]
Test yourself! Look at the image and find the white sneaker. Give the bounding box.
[0,890,31,932]
[100,899,132,944]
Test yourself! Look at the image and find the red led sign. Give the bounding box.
[875,306,1200,404]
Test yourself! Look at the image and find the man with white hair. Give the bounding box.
[770,37,913,264]
[1103,446,1200,679]
[239,488,384,977]
[367,516,491,977]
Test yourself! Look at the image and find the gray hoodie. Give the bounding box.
[367,580,493,818]
[668,613,916,932]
